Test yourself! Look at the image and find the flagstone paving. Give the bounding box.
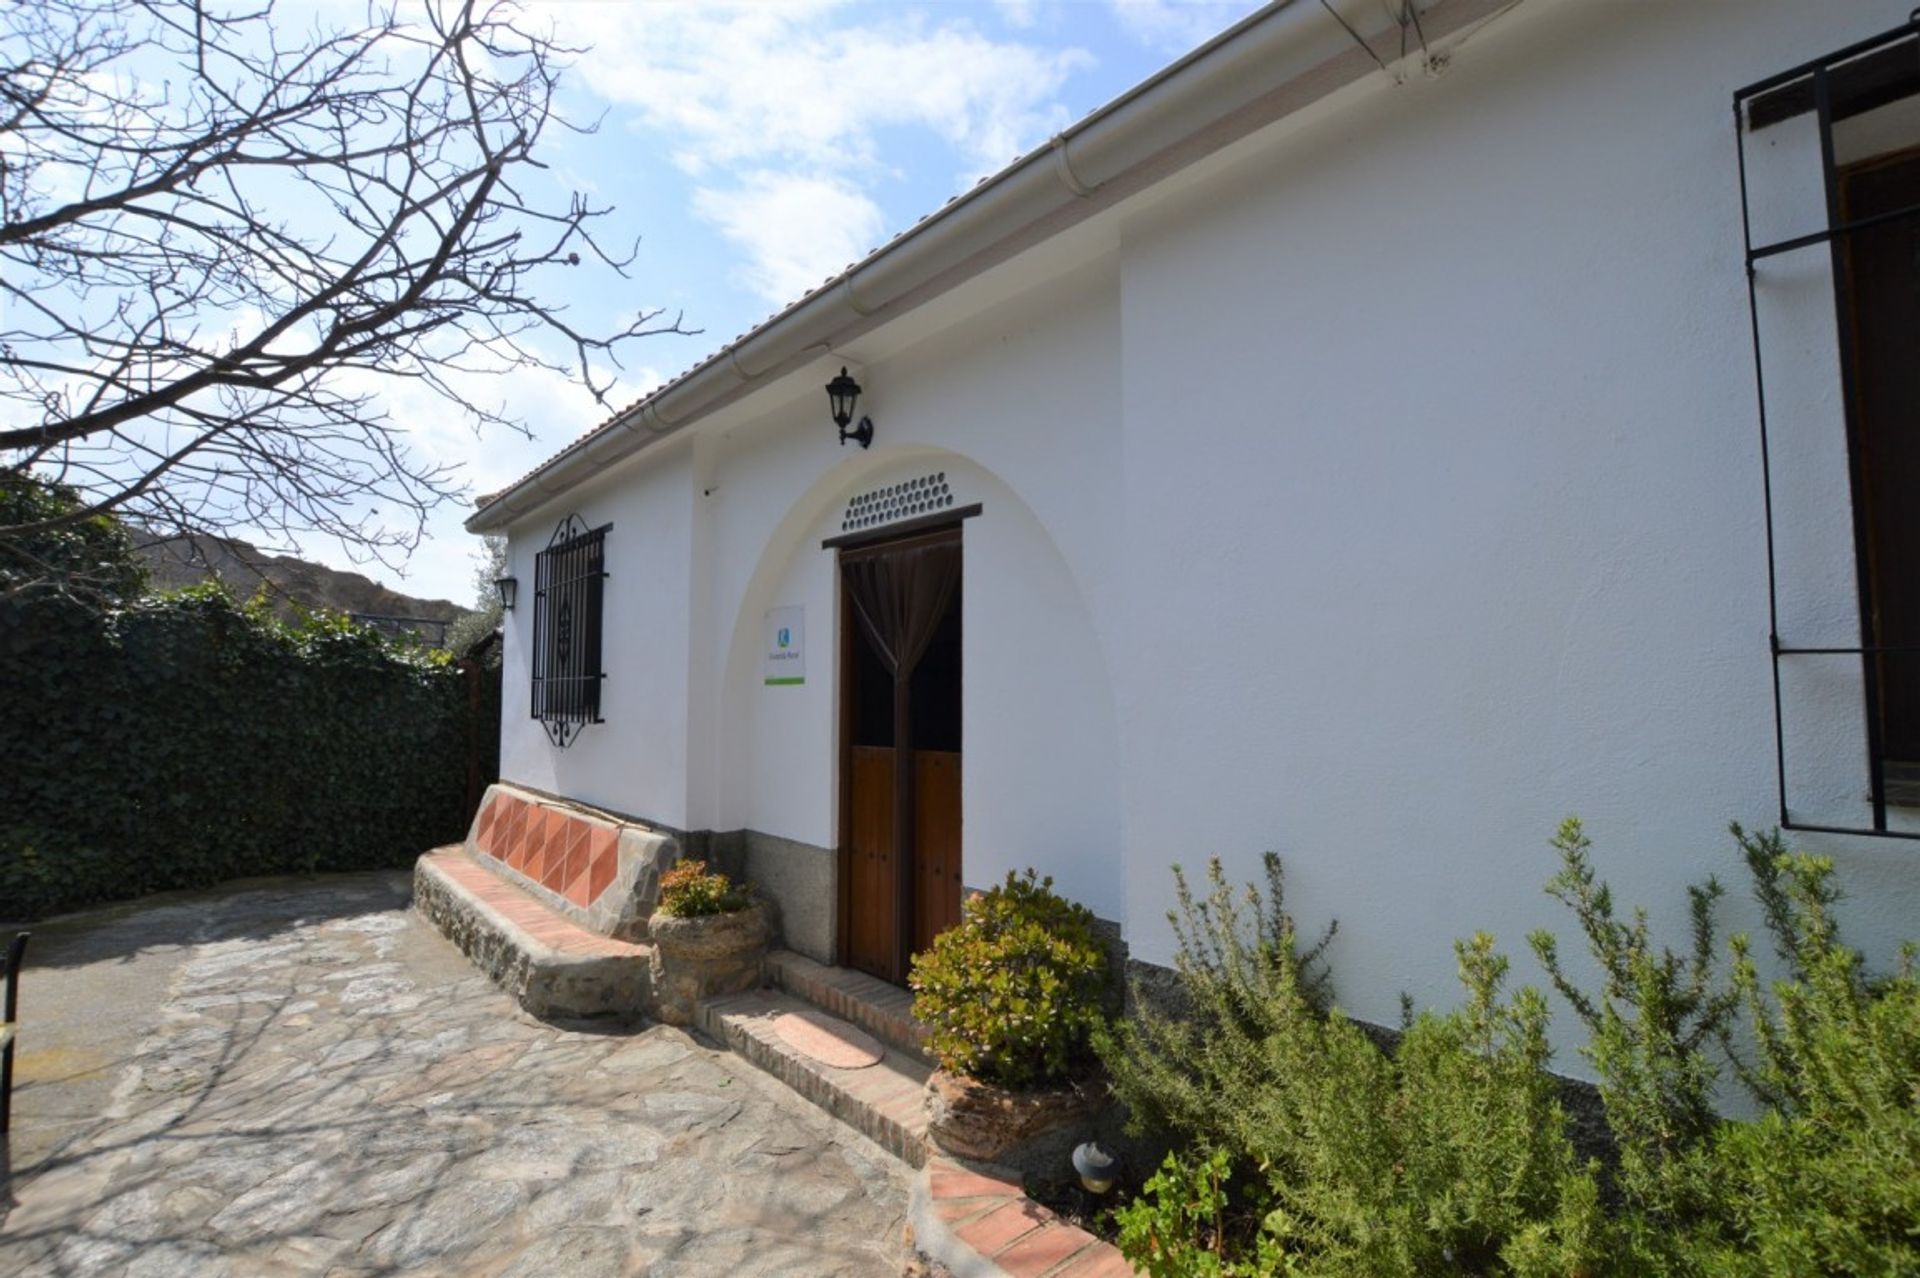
[0,871,909,1276]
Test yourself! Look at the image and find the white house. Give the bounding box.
[466,0,1920,1050]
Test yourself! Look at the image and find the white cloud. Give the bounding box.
[692,172,887,310]
[1106,0,1260,54]
[547,2,1090,177]
[535,1,1094,306]
[993,0,1042,29]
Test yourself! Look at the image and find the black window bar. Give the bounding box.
[531,515,610,748]
[1735,12,1920,839]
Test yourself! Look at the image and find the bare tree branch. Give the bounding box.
[0,0,688,574]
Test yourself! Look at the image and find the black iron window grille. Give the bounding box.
[531,514,610,748]
[1736,13,1920,838]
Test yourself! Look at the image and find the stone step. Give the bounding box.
[766,948,935,1067]
[698,988,933,1168]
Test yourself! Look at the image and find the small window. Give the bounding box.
[531,515,609,748]
[1738,16,1920,835]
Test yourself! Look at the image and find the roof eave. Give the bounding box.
[466,0,1523,535]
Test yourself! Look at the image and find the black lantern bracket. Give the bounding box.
[825,365,874,449]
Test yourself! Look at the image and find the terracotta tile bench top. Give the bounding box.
[913,1154,1139,1277]
[420,848,647,961]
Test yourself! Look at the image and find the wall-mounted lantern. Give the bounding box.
[494,575,518,611]
[825,366,874,450]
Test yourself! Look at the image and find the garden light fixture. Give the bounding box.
[494,575,518,611]
[825,366,874,449]
[1072,1140,1116,1195]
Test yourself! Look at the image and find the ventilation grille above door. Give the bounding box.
[840,472,954,533]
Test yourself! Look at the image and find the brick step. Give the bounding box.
[766,949,934,1067]
[698,988,932,1168]
[913,1157,1138,1278]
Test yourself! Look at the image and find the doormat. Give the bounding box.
[771,1008,885,1070]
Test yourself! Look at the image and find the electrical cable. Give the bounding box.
[1406,0,1431,64]
[1318,0,1390,74]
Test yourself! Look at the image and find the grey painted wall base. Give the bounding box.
[734,829,837,964]
[494,777,1106,979]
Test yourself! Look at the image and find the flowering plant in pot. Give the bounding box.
[909,869,1112,1164]
[647,861,770,1025]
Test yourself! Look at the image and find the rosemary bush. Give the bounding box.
[1097,855,1604,1277]
[1527,816,1738,1231]
[1676,829,1920,1276]
[1099,826,1920,1277]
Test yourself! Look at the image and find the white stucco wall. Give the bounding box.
[699,261,1126,919]
[490,0,1920,1063]
[498,441,696,829]
[1108,0,1920,1030]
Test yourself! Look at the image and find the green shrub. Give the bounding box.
[1672,831,1918,1276]
[1116,1147,1287,1278]
[1527,817,1738,1233]
[1100,827,1920,1276]
[1094,854,1335,1157]
[1099,854,1606,1276]
[0,470,147,605]
[909,869,1110,1088]
[655,860,750,917]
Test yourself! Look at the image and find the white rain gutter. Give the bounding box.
[468,0,1522,532]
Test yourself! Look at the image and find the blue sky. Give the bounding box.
[358,0,1264,605]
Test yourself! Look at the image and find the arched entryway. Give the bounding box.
[711,447,1121,974]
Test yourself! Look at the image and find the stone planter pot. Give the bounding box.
[647,901,771,1026]
[924,1068,1091,1166]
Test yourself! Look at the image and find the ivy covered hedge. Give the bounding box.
[1,585,492,918]
[1,478,496,918]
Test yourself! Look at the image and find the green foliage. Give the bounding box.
[655,861,750,917]
[1094,853,1335,1153]
[1668,831,1920,1276]
[1099,857,1604,1276]
[1104,826,1920,1277]
[909,869,1110,1088]
[1116,1147,1287,1278]
[443,534,506,658]
[0,470,147,605]
[0,572,490,919]
[1527,817,1739,1225]
[1326,937,1606,1277]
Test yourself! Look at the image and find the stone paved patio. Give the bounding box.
[0,872,909,1276]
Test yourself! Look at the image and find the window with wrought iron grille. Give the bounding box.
[531,515,609,748]
[1737,15,1920,837]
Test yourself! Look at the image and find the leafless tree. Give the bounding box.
[0,0,684,569]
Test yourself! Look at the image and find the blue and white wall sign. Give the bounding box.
[764,606,805,686]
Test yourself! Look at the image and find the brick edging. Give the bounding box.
[908,1156,1137,1278]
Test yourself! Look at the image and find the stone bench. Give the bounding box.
[465,783,679,940]
[414,848,653,1019]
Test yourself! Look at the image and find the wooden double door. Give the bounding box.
[838,527,963,985]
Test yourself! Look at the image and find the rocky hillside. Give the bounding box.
[135,530,472,642]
